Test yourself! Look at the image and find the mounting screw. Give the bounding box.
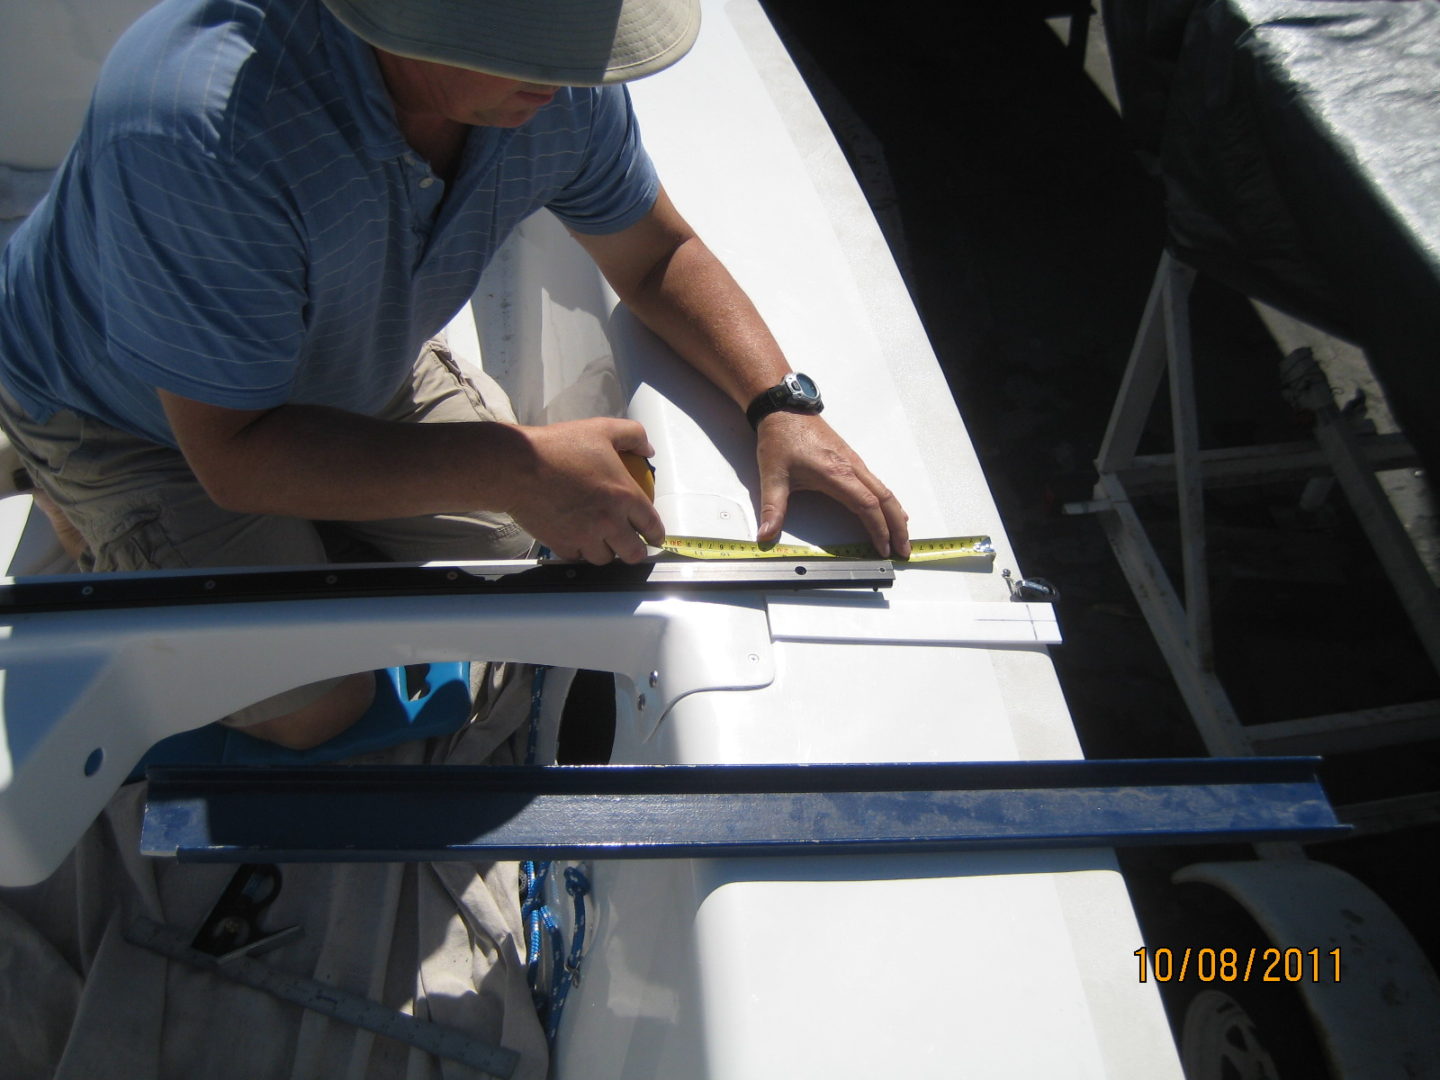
[649,671,659,687]
[637,694,647,711]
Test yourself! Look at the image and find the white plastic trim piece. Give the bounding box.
[0,589,774,887]
[767,598,1061,646]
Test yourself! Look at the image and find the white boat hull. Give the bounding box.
[0,1,1184,1075]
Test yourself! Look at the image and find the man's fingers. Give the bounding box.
[579,536,616,565]
[795,453,893,557]
[840,479,892,558]
[554,498,665,566]
[757,470,790,543]
[752,413,911,556]
[609,419,655,460]
[849,461,910,559]
[610,520,655,563]
[781,450,909,558]
[557,508,662,565]
[630,504,666,549]
[881,488,911,559]
[513,418,668,564]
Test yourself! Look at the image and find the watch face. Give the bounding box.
[749,373,823,427]
[787,372,820,403]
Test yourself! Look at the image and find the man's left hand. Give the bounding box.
[754,411,910,558]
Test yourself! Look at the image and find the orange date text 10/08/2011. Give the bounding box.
[1135,946,1341,984]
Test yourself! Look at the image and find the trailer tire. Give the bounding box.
[1167,886,1332,1080]
[1180,988,1278,1080]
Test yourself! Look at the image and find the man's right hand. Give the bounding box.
[505,417,665,564]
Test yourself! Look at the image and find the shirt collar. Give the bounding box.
[318,2,412,161]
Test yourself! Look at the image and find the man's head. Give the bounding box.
[320,0,701,87]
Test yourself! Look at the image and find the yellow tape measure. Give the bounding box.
[659,535,994,563]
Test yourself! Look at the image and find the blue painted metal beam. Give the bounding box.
[141,758,1347,863]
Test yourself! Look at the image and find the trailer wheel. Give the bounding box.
[1157,887,1336,1080]
[1180,989,1279,1080]
[1165,885,1332,1080]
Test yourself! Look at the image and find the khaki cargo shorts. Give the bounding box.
[0,338,534,725]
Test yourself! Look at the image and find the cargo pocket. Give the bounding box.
[0,407,83,490]
[82,505,184,573]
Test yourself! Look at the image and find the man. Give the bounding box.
[0,0,909,748]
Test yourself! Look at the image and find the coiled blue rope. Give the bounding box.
[519,664,592,1049]
[521,859,563,1017]
[544,865,591,1046]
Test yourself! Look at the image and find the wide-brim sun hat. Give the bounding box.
[320,0,701,85]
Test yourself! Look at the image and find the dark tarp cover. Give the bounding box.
[1102,0,1440,474]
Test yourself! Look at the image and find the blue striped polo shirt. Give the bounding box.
[0,0,659,448]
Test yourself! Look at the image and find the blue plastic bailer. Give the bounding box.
[127,663,472,781]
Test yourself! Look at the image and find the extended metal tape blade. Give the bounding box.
[659,535,994,563]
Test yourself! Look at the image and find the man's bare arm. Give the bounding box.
[159,391,663,563]
[571,186,910,557]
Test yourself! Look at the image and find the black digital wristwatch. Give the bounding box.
[745,372,824,429]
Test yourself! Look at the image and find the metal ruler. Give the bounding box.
[660,534,994,562]
[0,556,893,613]
[125,917,520,1078]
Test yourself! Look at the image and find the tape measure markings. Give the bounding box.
[659,535,993,563]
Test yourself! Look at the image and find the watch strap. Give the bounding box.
[745,374,823,429]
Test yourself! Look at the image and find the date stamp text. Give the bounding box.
[1135,947,1341,984]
